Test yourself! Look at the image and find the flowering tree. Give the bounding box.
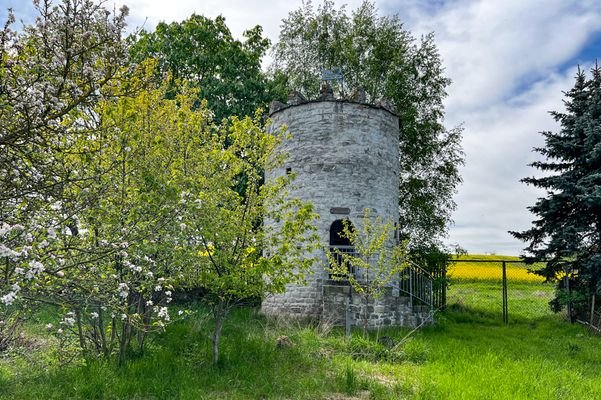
[0,0,129,352]
[1,1,319,367]
[0,65,185,363]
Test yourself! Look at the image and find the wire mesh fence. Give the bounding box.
[444,258,559,322]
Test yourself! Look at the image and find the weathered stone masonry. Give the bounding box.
[261,98,430,328]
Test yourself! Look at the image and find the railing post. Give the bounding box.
[409,266,413,310]
[442,265,447,309]
[430,277,434,312]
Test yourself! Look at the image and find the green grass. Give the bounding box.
[1,255,600,399]
[1,305,600,399]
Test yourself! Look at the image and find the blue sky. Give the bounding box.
[4,0,601,255]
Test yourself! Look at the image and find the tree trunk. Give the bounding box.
[363,295,369,337]
[118,319,131,366]
[591,294,596,327]
[212,300,225,366]
[97,306,108,357]
[118,323,127,366]
[136,294,146,352]
[74,309,87,355]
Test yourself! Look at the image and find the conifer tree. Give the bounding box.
[513,65,601,319]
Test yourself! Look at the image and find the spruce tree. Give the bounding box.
[513,65,601,319]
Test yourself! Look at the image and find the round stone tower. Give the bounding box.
[262,94,407,325]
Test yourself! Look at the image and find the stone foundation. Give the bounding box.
[263,283,432,329]
[321,284,431,328]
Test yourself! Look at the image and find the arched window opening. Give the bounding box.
[329,219,356,279]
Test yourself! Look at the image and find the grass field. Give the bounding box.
[0,256,599,399]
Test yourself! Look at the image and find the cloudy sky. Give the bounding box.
[4,0,601,255]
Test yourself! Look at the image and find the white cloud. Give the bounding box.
[388,0,601,114]
[388,0,601,254]
[117,0,366,40]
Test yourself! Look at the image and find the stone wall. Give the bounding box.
[321,285,431,328]
[261,99,429,327]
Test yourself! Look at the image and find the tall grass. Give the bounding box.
[1,256,600,399]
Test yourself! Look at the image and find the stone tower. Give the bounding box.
[262,92,428,327]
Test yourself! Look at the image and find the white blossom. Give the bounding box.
[157,307,170,321]
[0,291,17,306]
[124,260,142,273]
[25,260,45,279]
[118,283,129,298]
[0,244,19,258]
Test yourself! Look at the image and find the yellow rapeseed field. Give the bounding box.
[448,255,546,283]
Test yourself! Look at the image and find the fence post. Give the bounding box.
[565,267,573,323]
[502,261,508,325]
[591,294,596,327]
[442,262,447,309]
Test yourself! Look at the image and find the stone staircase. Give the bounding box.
[321,283,433,329]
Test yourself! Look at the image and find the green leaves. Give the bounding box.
[129,14,274,122]
[170,111,319,302]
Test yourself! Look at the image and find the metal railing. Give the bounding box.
[328,245,358,278]
[328,246,435,312]
[399,262,434,310]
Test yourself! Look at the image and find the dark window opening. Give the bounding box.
[286,167,292,175]
[329,219,356,279]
